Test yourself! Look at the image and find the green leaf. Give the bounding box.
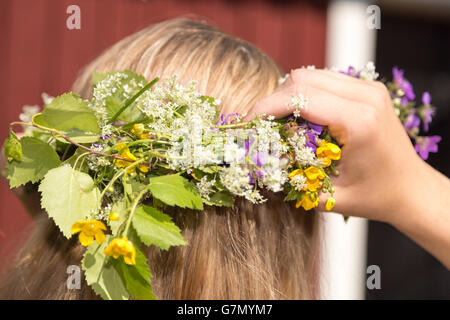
[128,230,152,280]
[204,190,234,207]
[6,137,61,188]
[39,166,100,237]
[3,131,22,161]
[197,165,222,174]
[92,72,108,86]
[113,243,156,300]
[56,129,100,144]
[34,114,99,144]
[108,77,159,124]
[284,188,305,201]
[132,205,186,250]
[82,237,129,300]
[39,93,100,134]
[148,174,203,210]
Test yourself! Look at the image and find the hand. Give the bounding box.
[245,68,426,224]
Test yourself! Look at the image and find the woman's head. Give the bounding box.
[1,18,319,299]
[73,19,282,115]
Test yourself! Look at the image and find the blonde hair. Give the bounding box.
[0,18,320,299]
[72,19,282,115]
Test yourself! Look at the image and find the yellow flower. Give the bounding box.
[71,220,107,247]
[325,197,336,211]
[295,192,319,211]
[316,141,341,167]
[104,238,136,265]
[131,123,144,136]
[303,166,325,191]
[131,123,152,140]
[303,166,325,180]
[288,169,303,179]
[289,167,325,192]
[109,212,120,221]
[114,142,149,173]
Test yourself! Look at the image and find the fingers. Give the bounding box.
[245,68,386,123]
[246,76,359,128]
[243,78,299,120]
[293,69,387,105]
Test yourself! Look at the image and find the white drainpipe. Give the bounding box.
[320,0,378,299]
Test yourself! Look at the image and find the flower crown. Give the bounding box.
[3,63,440,299]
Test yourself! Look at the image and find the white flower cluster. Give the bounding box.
[136,75,217,134]
[86,144,110,171]
[196,176,216,201]
[288,132,322,167]
[91,72,146,136]
[19,92,53,136]
[286,94,308,118]
[359,61,379,81]
[19,105,40,136]
[290,174,307,192]
[93,202,112,221]
[219,164,265,204]
[257,154,288,193]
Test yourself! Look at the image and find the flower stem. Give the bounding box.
[28,115,144,165]
[97,158,145,210]
[211,122,251,129]
[123,188,148,237]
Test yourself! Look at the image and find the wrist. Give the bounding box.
[389,156,446,237]
[387,155,431,230]
[388,158,450,268]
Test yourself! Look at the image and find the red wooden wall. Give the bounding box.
[0,0,327,267]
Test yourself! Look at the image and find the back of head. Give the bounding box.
[73,18,282,115]
[1,18,319,299]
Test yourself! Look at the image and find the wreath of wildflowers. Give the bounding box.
[2,62,440,299]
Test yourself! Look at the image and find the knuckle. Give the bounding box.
[359,104,379,136]
[289,68,309,94]
[372,81,390,104]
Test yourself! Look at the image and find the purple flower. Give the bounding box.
[400,96,410,106]
[101,135,111,140]
[414,136,441,160]
[423,108,435,132]
[422,92,431,106]
[287,114,295,119]
[248,169,264,184]
[392,67,415,103]
[251,152,265,167]
[216,112,239,125]
[404,111,420,131]
[305,132,318,152]
[248,173,255,184]
[340,66,361,78]
[216,113,226,125]
[244,138,254,157]
[308,122,323,135]
[244,138,265,166]
[421,92,434,132]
